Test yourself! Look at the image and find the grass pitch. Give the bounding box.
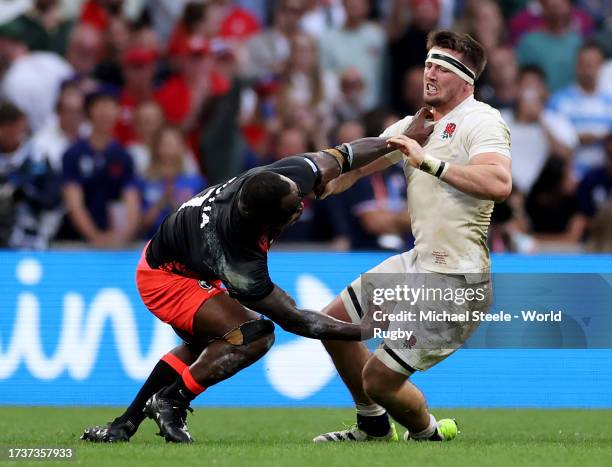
[1,407,611,467]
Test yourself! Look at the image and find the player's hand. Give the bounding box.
[402,107,434,145]
[387,135,425,168]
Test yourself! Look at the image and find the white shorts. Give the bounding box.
[340,250,492,375]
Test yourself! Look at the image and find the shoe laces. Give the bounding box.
[168,401,193,426]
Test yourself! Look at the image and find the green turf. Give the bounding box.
[1,407,611,467]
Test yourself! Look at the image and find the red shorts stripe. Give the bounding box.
[161,353,188,374]
[181,367,206,395]
[136,245,224,334]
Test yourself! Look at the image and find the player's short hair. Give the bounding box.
[0,101,25,126]
[238,171,299,229]
[426,30,487,80]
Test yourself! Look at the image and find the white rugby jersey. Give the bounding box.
[381,95,511,274]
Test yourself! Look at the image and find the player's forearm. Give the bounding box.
[246,286,366,341]
[347,137,395,170]
[279,308,364,341]
[441,164,512,202]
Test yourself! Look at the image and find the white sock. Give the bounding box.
[409,414,438,440]
[355,403,386,417]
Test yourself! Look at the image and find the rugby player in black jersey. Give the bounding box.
[81,109,433,444]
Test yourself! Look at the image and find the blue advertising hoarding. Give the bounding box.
[1,251,611,408]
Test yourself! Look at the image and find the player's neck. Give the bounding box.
[432,92,473,120]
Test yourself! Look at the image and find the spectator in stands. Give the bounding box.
[1,24,73,132]
[206,0,261,42]
[526,156,586,244]
[332,67,367,122]
[586,201,612,252]
[79,0,124,32]
[129,19,161,52]
[197,38,247,184]
[278,32,337,137]
[147,0,192,45]
[65,23,104,76]
[92,14,132,87]
[489,187,537,253]
[167,2,208,64]
[301,0,346,39]
[32,81,86,173]
[396,65,425,117]
[388,0,439,113]
[0,22,28,80]
[516,0,583,92]
[4,0,73,55]
[576,133,612,224]
[156,36,212,131]
[456,0,505,54]
[243,0,305,80]
[61,88,140,248]
[280,100,329,151]
[508,0,594,46]
[115,46,159,144]
[548,42,612,177]
[334,120,412,251]
[501,65,577,194]
[138,126,205,238]
[478,45,519,110]
[127,101,165,177]
[319,0,385,111]
[0,102,63,249]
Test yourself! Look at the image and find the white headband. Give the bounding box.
[426,48,476,85]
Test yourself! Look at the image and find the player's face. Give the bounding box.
[423,58,466,108]
[279,176,304,229]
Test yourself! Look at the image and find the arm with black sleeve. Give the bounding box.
[317,107,435,198]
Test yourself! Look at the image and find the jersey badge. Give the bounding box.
[441,122,457,140]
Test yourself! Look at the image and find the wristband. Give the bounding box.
[322,143,353,173]
[419,154,450,179]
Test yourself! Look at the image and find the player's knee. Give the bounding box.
[223,319,275,360]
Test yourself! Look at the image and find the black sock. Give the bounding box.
[115,359,181,432]
[357,412,391,437]
[160,376,197,404]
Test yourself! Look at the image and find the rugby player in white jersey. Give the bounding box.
[313,30,512,443]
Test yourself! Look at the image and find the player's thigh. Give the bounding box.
[192,292,261,341]
[322,295,353,322]
[338,251,416,324]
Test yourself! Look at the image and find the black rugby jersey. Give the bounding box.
[146,156,321,302]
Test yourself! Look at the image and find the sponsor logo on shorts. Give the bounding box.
[198,280,213,290]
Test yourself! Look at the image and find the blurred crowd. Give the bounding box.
[0,0,611,252]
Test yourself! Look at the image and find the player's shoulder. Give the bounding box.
[380,114,414,137]
[460,98,509,129]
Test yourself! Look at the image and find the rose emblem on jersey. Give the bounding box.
[442,122,456,139]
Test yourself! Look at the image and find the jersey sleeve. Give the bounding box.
[464,111,512,159]
[380,115,413,164]
[222,255,275,302]
[261,155,320,195]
